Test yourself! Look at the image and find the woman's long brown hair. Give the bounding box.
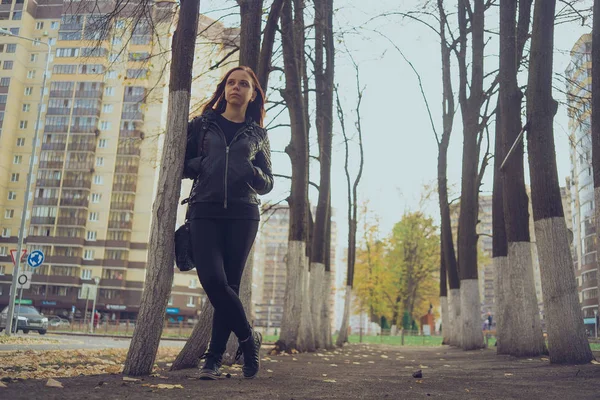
[201,66,266,127]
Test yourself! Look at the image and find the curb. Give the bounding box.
[48,332,187,341]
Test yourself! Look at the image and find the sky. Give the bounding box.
[199,0,593,260]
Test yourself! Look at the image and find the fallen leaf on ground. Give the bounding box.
[267,369,273,373]
[591,360,600,365]
[323,379,336,383]
[368,361,375,364]
[505,373,513,377]
[329,364,338,367]
[292,358,298,361]
[144,384,183,389]
[123,377,141,382]
[416,380,423,384]
[444,365,451,367]
[419,365,429,369]
[0,382,7,388]
[380,355,389,359]
[46,378,63,388]
[541,358,549,361]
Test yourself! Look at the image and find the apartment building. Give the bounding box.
[252,204,338,334]
[565,33,598,330]
[0,1,238,321]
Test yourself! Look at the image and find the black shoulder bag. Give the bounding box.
[174,118,209,272]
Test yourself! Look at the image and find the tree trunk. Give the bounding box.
[297,257,316,352]
[310,262,325,348]
[336,286,352,346]
[436,0,460,348]
[592,0,600,321]
[440,253,450,344]
[456,0,484,351]
[236,0,263,69]
[122,0,200,376]
[499,0,545,357]
[448,288,461,346]
[170,301,213,370]
[322,205,334,349]
[257,0,285,90]
[278,0,311,352]
[310,0,335,350]
[526,0,593,364]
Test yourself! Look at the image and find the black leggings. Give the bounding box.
[190,218,259,354]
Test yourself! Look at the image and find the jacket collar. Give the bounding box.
[203,109,254,127]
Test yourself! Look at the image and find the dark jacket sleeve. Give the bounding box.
[183,117,202,180]
[252,130,274,195]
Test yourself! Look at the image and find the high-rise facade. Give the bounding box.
[0,1,237,321]
[565,33,598,328]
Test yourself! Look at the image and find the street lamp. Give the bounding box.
[89,277,100,333]
[3,29,52,336]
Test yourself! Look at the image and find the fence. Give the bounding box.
[48,318,198,338]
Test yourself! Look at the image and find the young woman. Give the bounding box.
[183,66,273,379]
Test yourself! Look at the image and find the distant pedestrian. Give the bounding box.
[182,66,273,380]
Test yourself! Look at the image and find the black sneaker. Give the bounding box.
[237,330,262,379]
[199,351,222,380]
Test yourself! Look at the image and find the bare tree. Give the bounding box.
[525,0,593,364]
[310,0,335,350]
[278,0,313,352]
[123,0,201,376]
[498,0,546,357]
[335,57,365,347]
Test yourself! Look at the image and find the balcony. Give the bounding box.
[44,125,70,133]
[36,178,62,187]
[60,198,89,207]
[62,179,91,189]
[39,161,64,169]
[124,93,145,103]
[75,90,103,98]
[114,165,138,174]
[119,129,143,139]
[70,125,97,134]
[42,142,66,151]
[33,197,59,206]
[59,22,83,31]
[49,90,73,98]
[112,182,137,193]
[108,221,133,230]
[100,278,126,287]
[72,107,101,117]
[117,146,141,156]
[121,111,144,121]
[581,279,598,291]
[110,202,135,211]
[46,107,71,115]
[68,142,96,152]
[56,217,87,227]
[30,217,56,225]
[64,161,93,170]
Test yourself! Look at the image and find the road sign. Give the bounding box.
[14,299,32,305]
[9,249,27,266]
[16,271,32,290]
[79,283,97,299]
[27,250,45,268]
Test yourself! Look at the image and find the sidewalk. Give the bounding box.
[1,343,599,399]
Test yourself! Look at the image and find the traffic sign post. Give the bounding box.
[13,271,33,334]
[27,250,45,269]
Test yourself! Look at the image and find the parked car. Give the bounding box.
[0,305,49,335]
[48,316,70,328]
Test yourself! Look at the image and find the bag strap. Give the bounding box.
[181,116,210,214]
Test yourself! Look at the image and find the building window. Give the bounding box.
[93,175,103,185]
[104,86,114,96]
[3,61,13,70]
[24,87,33,95]
[86,231,97,241]
[91,193,102,203]
[105,70,117,79]
[189,279,197,289]
[13,155,22,164]
[6,44,16,53]
[0,77,10,87]
[36,22,44,30]
[81,268,92,279]
[102,104,113,113]
[83,250,95,260]
[96,157,104,167]
[22,104,30,112]
[0,246,7,256]
[187,296,195,307]
[168,296,173,306]
[0,265,5,275]
[4,209,14,219]
[8,191,16,200]
[1,228,10,237]
[19,121,27,129]
[88,212,99,222]
[12,11,22,21]
[10,173,19,182]
[100,121,111,130]
[50,21,58,29]
[98,139,108,148]
[30,54,37,63]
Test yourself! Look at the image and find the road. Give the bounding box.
[0,333,186,352]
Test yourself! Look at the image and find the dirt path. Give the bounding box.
[1,344,599,399]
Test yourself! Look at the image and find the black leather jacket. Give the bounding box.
[183,111,274,208]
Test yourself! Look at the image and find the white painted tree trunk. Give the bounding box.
[534,218,593,363]
[279,240,305,350]
[310,262,325,349]
[460,279,484,350]
[297,259,316,352]
[503,242,546,356]
[321,270,334,348]
[494,256,509,353]
[448,288,461,347]
[336,286,352,346]
[440,296,450,344]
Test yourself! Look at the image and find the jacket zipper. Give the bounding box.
[211,121,250,209]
